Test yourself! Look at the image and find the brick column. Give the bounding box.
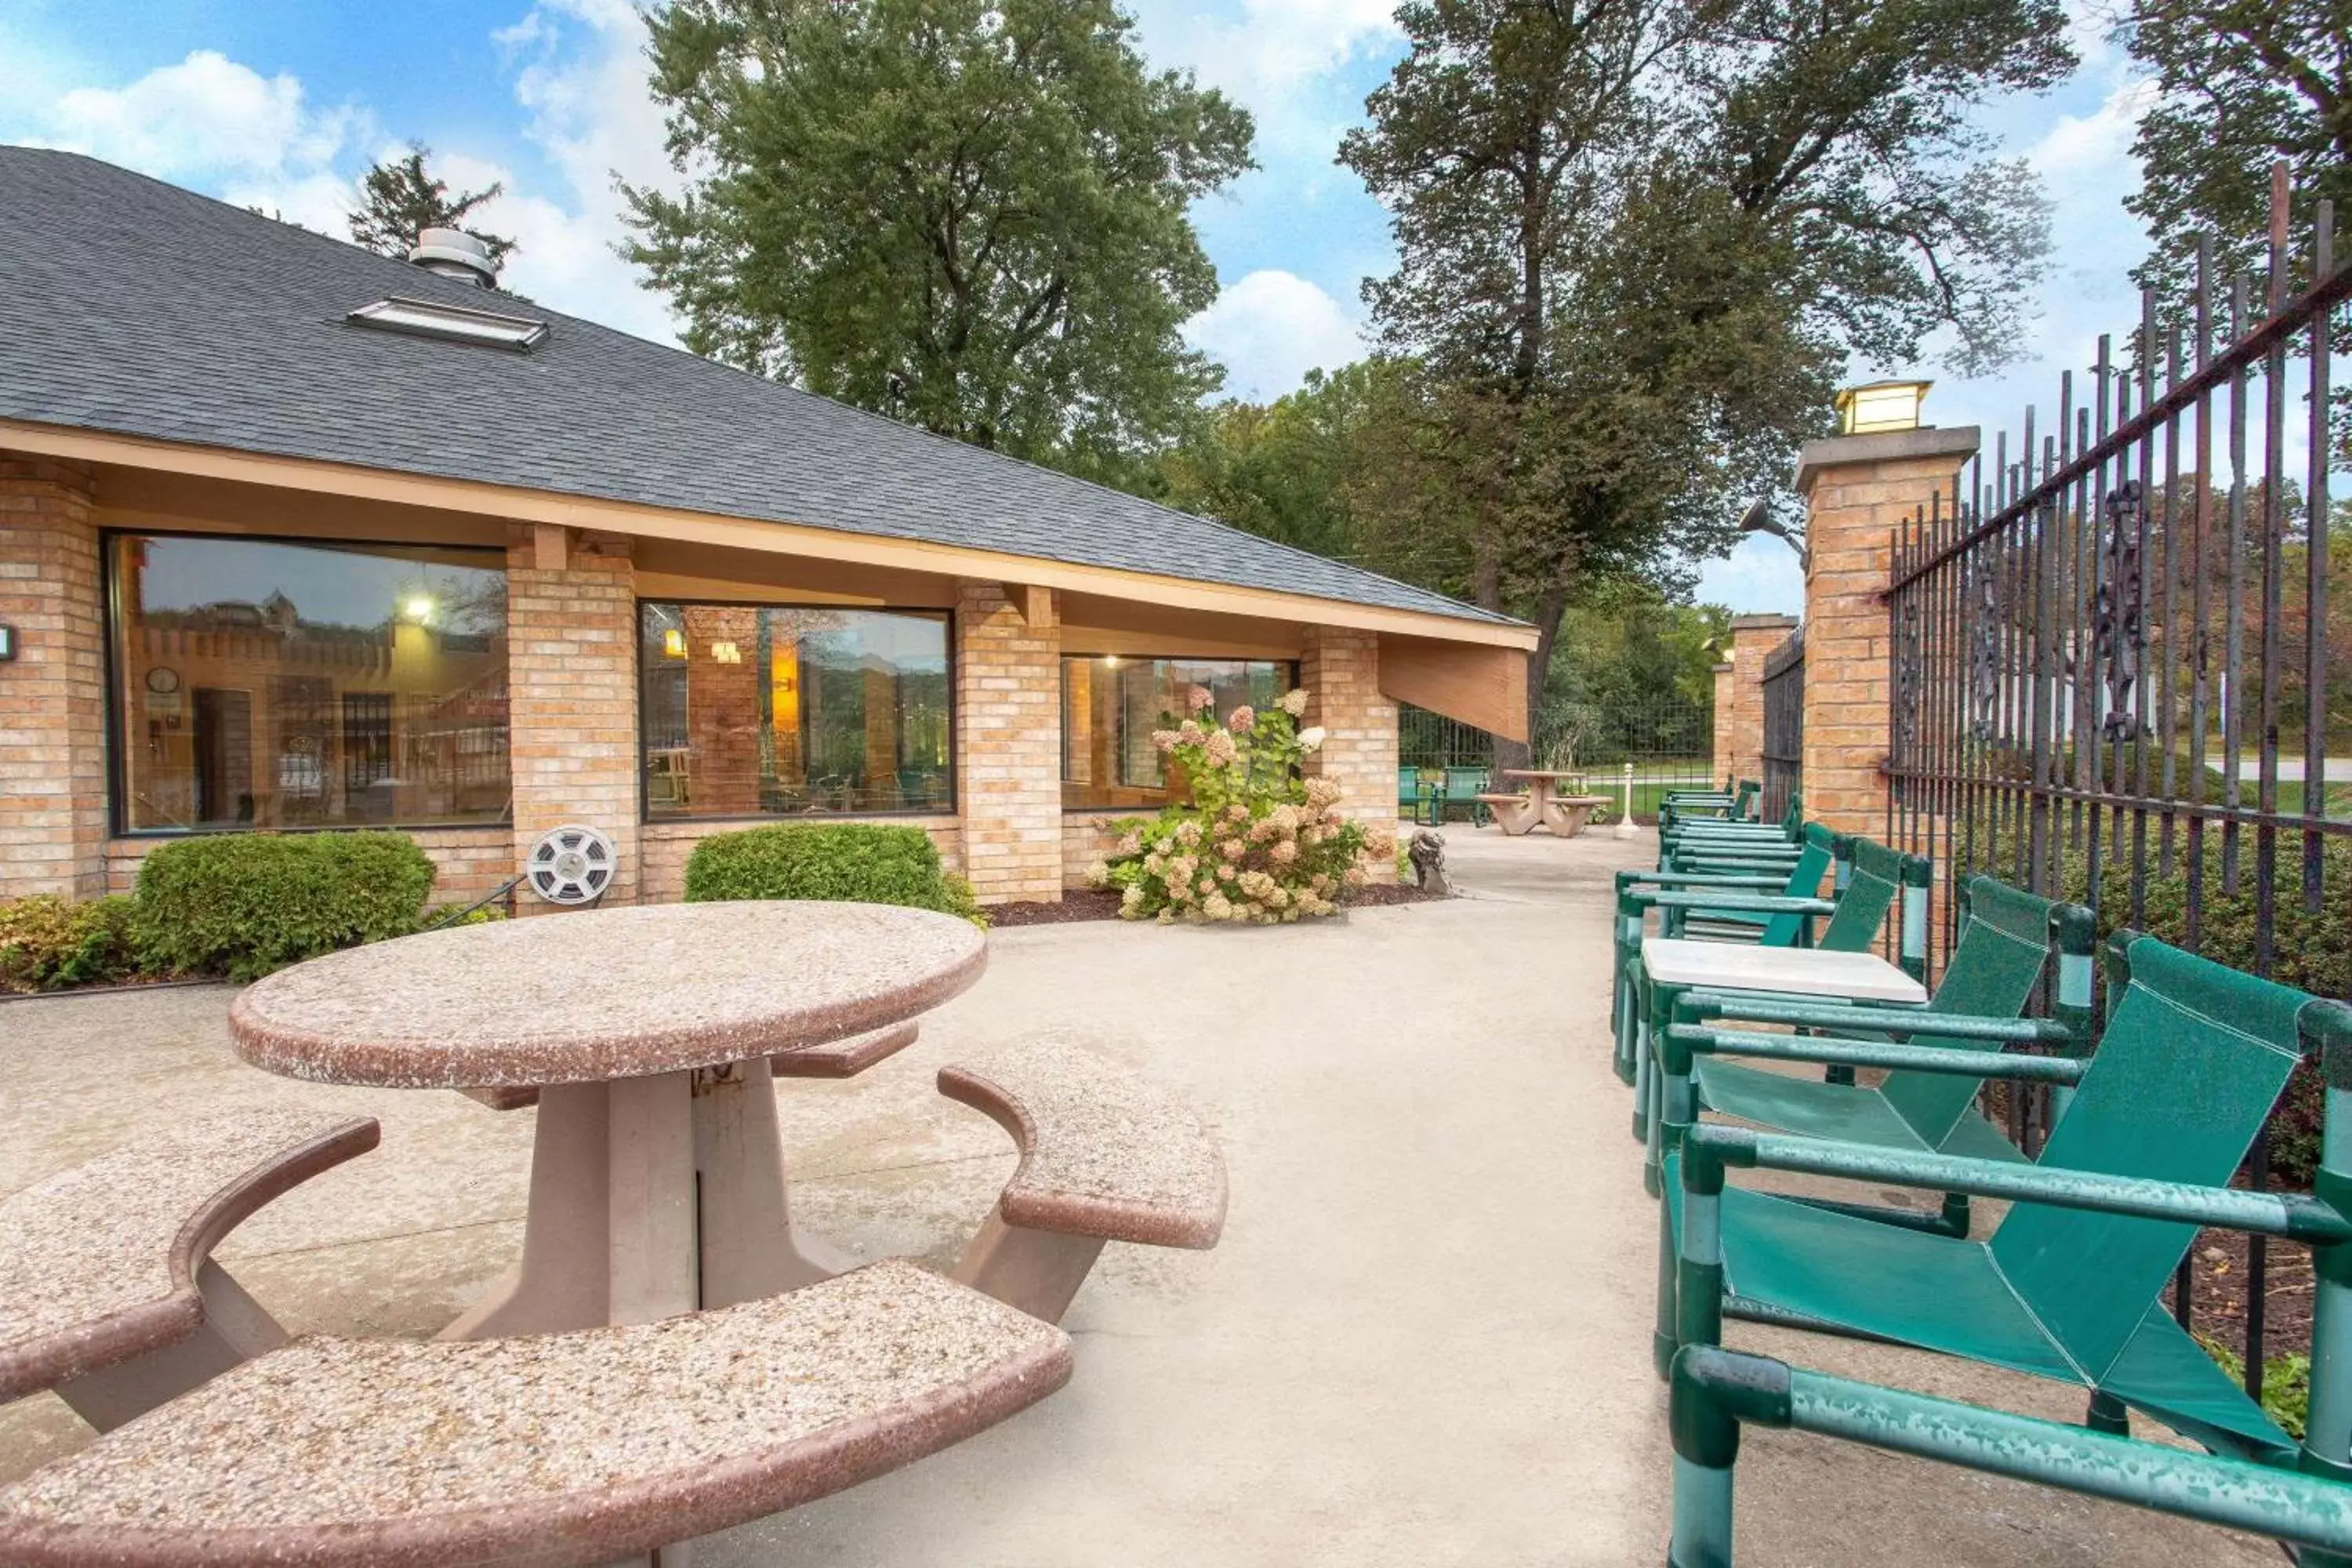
[954,580,1061,905]
[1708,661,1735,787]
[508,537,640,909]
[1720,614,1797,795]
[1300,625,1397,883]
[1795,427,1977,842]
[0,456,107,901]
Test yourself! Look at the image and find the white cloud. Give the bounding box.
[1692,536,1805,616]
[1127,0,1399,172]
[1184,269,1366,401]
[49,50,360,180]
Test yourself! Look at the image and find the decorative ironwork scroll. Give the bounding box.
[1968,550,2001,742]
[2095,481,2143,740]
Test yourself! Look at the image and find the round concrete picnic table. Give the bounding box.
[228,901,987,1338]
[1493,768,1608,837]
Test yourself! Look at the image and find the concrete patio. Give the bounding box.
[0,826,2284,1565]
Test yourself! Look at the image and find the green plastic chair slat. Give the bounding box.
[1988,939,2309,1380]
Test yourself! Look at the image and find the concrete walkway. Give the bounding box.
[0,826,2283,1564]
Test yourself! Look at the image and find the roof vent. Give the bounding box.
[407,227,499,288]
[347,296,549,351]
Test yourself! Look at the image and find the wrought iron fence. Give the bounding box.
[1397,700,1713,822]
[1884,176,2349,1408]
[1760,628,1805,822]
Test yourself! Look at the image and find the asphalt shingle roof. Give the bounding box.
[0,148,1513,628]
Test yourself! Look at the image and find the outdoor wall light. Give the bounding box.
[400,593,435,624]
[1103,655,1121,668]
[1835,379,1933,435]
[662,627,687,659]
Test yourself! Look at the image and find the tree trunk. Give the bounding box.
[1497,579,1573,772]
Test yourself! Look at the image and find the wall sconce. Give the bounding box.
[1834,379,1933,435]
[662,627,687,659]
[399,593,435,625]
[710,641,742,664]
[1102,655,1121,668]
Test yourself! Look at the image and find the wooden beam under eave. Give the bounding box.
[1377,635,1529,742]
[533,522,571,572]
[1000,583,1053,625]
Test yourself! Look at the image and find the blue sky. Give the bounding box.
[0,0,2158,615]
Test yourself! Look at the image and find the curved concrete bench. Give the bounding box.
[939,1044,1227,1323]
[463,1022,924,1109]
[0,1259,1069,1568]
[0,1111,379,1432]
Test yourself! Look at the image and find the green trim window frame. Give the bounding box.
[103,529,513,837]
[637,601,953,822]
[1059,655,1296,811]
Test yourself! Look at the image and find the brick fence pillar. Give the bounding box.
[1300,625,1397,883]
[1795,427,1978,844]
[954,580,1062,905]
[1719,614,1797,797]
[508,535,640,909]
[0,456,107,901]
[1708,661,1736,788]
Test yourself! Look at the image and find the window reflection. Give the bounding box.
[110,535,510,833]
[1059,656,1294,810]
[639,604,951,818]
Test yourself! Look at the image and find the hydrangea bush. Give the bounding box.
[1087,686,1389,924]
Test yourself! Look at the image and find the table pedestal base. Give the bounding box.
[444,1059,848,1340]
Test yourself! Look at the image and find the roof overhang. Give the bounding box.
[2,419,1537,652]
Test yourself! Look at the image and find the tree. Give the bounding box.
[623,0,1254,482]
[2120,0,2351,297]
[1341,0,2070,757]
[347,145,517,270]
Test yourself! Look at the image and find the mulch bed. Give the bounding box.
[2187,1225,2314,1367]
[987,881,1448,927]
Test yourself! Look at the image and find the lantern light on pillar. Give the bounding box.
[1833,379,1933,435]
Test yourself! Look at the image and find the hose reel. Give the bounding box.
[524,824,616,907]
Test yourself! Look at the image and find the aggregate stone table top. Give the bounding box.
[229,902,988,1089]
[0,1260,1071,1567]
[1640,938,1929,1004]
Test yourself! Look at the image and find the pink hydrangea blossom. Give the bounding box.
[1280,688,1309,717]
[1188,684,1214,713]
[1270,839,1299,865]
[1175,819,1203,847]
[1228,706,1256,733]
[1203,730,1237,766]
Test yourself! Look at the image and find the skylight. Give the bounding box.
[347,296,549,351]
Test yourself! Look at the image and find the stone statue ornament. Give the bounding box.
[1406,828,1450,896]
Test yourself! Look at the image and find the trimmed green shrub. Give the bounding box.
[137,832,437,982]
[683,823,983,924]
[0,895,148,993]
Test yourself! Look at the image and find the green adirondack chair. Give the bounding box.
[1666,1346,2352,1568]
[1614,835,1922,1096]
[1659,793,1801,869]
[1661,931,2352,1475]
[1436,765,1490,826]
[1653,875,2097,1235]
[1658,776,1749,823]
[1397,767,1437,826]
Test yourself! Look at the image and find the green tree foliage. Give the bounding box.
[347,144,517,270]
[1339,0,2071,755]
[624,0,1254,481]
[2121,0,2351,296]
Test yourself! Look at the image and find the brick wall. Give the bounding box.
[1708,662,1736,789]
[1722,614,1797,799]
[506,539,641,909]
[1063,814,1124,888]
[0,456,107,900]
[953,580,1062,904]
[1301,625,1398,883]
[1796,432,1976,842]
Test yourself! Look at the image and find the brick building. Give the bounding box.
[0,151,1531,909]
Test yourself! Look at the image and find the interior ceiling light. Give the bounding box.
[347,296,549,352]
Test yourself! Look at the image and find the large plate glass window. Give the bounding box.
[108,534,510,833]
[640,604,951,818]
[1059,656,1294,810]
